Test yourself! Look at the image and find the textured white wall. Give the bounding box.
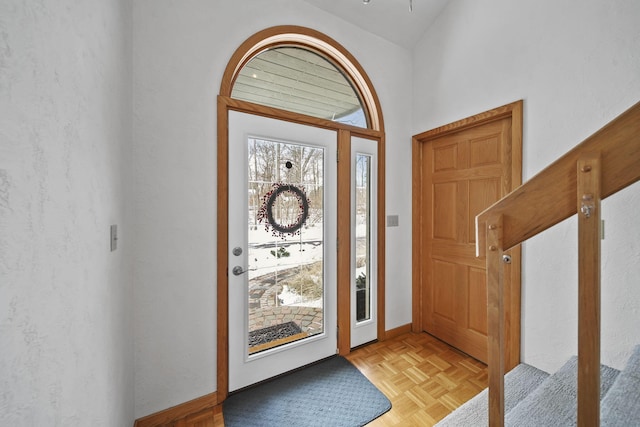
[4,0,637,421]
[0,1,133,426]
[413,0,640,373]
[132,0,413,417]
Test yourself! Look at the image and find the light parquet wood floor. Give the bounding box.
[346,332,487,426]
[174,332,487,427]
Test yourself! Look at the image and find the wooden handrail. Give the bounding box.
[476,100,640,427]
[476,101,640,258]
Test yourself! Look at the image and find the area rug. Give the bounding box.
[223,356,391,427]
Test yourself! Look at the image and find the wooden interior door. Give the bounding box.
[413,102,522,365]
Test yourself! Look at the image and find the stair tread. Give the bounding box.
[505,356,619,427]
[435,363,549,426]
[601,345,640,426]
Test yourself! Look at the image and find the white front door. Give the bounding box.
[228,111,337,391]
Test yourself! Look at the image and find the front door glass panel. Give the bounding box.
[247,137,326,354]
[355,154,371,322]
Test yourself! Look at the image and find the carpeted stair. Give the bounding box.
[436,363,549,427]
[437,345,640,426]
[504,356,618,426]
[601,345,640,426]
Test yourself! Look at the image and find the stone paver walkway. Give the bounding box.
[248,284,323,349]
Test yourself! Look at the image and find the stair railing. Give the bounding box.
[475,101,640,427]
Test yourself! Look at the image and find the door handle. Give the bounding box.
[232,266,256,276]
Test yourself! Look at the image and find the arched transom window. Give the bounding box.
[231,46,367,128]
[220,26,383,131]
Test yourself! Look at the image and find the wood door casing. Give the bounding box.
[412,101,522,367]
[218,27,387,402]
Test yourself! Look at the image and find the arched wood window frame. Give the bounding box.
[217,25,386,402]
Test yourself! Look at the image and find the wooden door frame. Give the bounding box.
[217,98,385,402]
[411,100,523,370]
[216,26,388,403]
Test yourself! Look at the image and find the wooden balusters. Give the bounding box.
[577,154,602,427]
[486,215,505,427]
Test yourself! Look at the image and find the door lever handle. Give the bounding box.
[232,266,256,276]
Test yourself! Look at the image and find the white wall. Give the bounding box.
[413,0,640,373]
[0,0,134,426]
[132,0,413,417]
[4,0,637,421]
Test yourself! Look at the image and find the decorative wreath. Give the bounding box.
[257,183,310,238]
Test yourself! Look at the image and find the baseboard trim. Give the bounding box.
[134,392,218,427]
[133,325,411,426]
[385,323,412,339]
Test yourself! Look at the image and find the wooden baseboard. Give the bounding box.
[133,325,411,426]
[384,323,412,339]
[134,392,218,427]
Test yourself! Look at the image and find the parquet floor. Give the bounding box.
[346,332,488,426]
[177,332,488,427]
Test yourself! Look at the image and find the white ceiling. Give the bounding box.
[301,0,449,49]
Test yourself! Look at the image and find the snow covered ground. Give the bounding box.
[244,218,369,309]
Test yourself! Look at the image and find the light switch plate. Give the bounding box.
[387,215,399,227]
[110,225,118,251]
